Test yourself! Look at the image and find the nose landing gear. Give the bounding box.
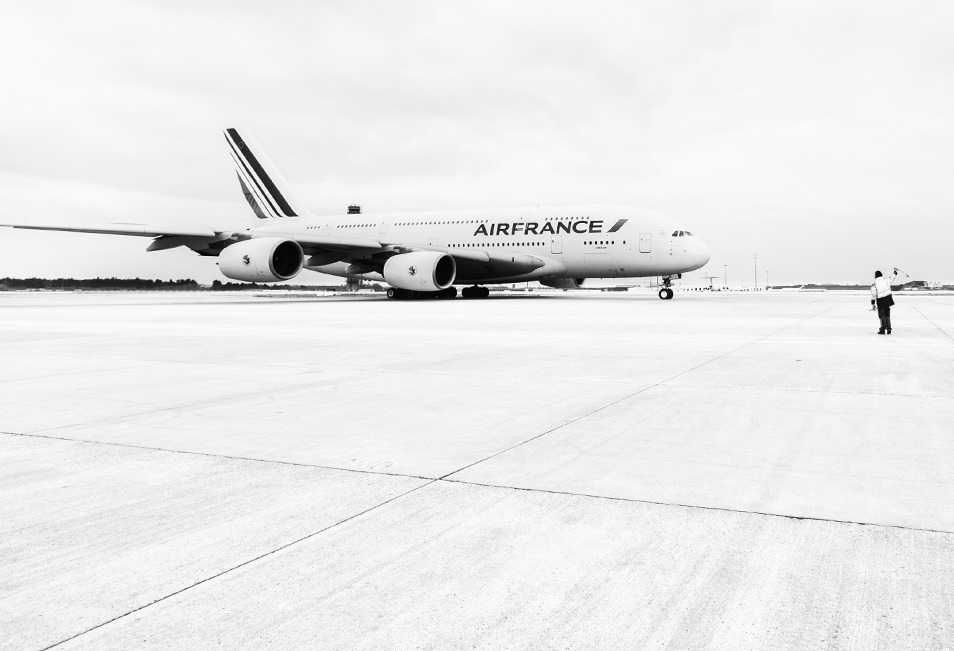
[658,276,675,300]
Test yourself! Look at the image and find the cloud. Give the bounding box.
[1,0,952,284]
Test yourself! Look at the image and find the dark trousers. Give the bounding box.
[877,303,892,332]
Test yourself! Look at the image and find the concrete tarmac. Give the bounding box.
[1,290,952,649]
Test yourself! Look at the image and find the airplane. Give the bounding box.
[1,128,710,300]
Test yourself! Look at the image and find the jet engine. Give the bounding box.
[540,278,586,289]
[383,251,456,292]
[218,238,304,282]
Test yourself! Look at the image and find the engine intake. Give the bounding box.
[218,238,304,282]
[383,251,456,292]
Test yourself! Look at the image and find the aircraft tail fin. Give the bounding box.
[224,127,311,220]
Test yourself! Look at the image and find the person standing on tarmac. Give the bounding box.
[871,268,899,335]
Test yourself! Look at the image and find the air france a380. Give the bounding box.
[1,128,710,299]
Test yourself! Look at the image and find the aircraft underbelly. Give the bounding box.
[455,259,533,282]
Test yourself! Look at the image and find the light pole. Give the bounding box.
[753,254,758,290]
[766,270,770,290]
[723,264,728,288]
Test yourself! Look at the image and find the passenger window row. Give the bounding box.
[449,242,546,248]
[395,220,487,226]
[381,217,593,227]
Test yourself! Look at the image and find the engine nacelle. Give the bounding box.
[540,278,586,289]
[218,238,304,282]
[383,251,456,292]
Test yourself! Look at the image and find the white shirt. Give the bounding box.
[871,272,897,300]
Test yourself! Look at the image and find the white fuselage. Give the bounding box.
[254,204,710,284]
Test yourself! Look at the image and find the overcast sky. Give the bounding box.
[1,0,952,285]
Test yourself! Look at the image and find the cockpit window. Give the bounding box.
[685,231,692,236]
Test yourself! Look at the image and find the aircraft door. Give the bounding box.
[639,233,651,253]
[551,236,562,254]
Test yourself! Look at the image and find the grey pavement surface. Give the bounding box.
[1,290,952,649]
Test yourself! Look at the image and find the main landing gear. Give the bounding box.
[461,285,490,299]
[658,276,674,300]
[386,287,458,300]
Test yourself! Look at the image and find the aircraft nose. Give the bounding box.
[690,238,711,271]
[698,239,711,266]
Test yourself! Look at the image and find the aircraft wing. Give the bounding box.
[251,230,509,267]
[2,219,554,280]
[252,231,533,277]
[385,242,549,279]
[386,242,490,263]
[252,230,385,252]
[0,221,221,238]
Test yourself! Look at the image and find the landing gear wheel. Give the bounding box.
[462,286,488,298]
[387,288,414,300]
[658,288,674,300]
[462,286,490,299]
[438,287,458,299]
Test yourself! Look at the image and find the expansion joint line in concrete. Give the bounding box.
[37,478,439,651]
[911,305,954,343]
[9,430,949,537]
[678,384,954,400]
[438,303,838,483]
[437,478,954,536]
[0,431,433,482]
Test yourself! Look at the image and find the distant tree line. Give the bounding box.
[0,277,200,290]
[0,277,382,292]
[3,277,949,293]
[774,281,953,291]
[209,280,370,291]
